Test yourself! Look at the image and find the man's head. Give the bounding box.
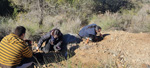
[15,26,26,39]
[52,29,61,38]
[95,26,101,33]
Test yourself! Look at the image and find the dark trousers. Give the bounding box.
[41,42,53,53]
[0,57,34,68]
[18,57,35,66]
[41,40,63,53]
[0,63,16,68]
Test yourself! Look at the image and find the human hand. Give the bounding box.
[85,38,90,44]
[32,46,39,51]
[24,40,32,46]
[56,46,61,50]
[35,47,39,50]
[100,33,103,38]
[35,47,40,52]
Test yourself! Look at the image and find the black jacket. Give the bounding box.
[38,29,63,48]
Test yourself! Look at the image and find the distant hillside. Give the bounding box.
[0,0,150,39]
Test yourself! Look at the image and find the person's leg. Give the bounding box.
[16,62,33,68]
[17,57,35,68]
[0,63,16,68]
[42,40,52,53]
[18,57,35,66]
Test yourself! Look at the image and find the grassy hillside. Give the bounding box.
[0,0,150,68]
[0,0,150,39]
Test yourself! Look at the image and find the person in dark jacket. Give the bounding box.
[36,28,63,53]
[79,24,103,43]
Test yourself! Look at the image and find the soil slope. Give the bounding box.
[34,31,150,68]
[62,31,150,68]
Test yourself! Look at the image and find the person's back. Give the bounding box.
[79,24,97,38]
[0,26,33,68]
[79,24,102,43]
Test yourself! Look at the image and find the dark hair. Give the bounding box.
[51,29,62,37]
[54,29,61,36]
[15,26,26,37]
[95,26,101,31]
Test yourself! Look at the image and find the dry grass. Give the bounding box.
[0,0,150,68]
[90,3,150,33]
[0,0,150,40]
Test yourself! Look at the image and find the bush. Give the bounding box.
[0,0,14,16]
[1,0,150,41]
[90,3,150,33]
[92,0,134,13]
[0,17,14,40]
[90,12,120,30]
[10,0,95,34]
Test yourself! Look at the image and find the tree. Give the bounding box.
[0,0,14,16]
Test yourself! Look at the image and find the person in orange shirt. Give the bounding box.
[0,26,33,68]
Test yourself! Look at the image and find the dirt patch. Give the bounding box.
[33,31,150,68]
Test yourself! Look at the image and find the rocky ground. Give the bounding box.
[33,31,150,68]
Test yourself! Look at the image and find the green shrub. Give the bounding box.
[90,12,120,30]
[0,0,14,16]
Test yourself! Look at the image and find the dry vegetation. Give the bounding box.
[0,0,150,39]
[0,0,150,68]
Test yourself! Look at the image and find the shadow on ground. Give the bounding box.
[93,33,110,42]
[103,34,110,38]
